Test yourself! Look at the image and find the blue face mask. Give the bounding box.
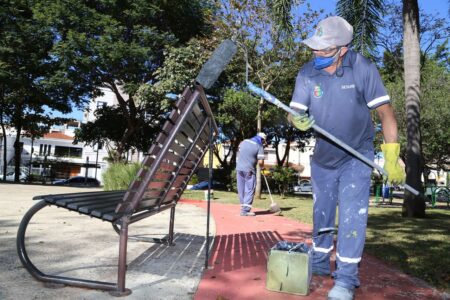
[313,48,341,70]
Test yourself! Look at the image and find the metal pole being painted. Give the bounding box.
[205,117,213,269]
[247,82,419,196]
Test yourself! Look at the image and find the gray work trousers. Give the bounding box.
[236,170,256,213]
[311,151,373,289]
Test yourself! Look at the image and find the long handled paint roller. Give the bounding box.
[247,82,420,196]
[262,173,281,213]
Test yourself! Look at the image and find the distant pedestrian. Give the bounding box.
[236,132,266,216]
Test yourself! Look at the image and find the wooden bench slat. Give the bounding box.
[186,110,205,131]
[137,189,180,210]
[179,122,197,140]
[59,194,123,208]
[174,132,193,149]
[148,181,170,189]
[159,162,178,173]
[136,198,159,209]
[79,202,121,214]
[162,151,184,165]
[191,103,206,124]
[65,198,116,210]
[92,207,121,220]
[169,141,188,157]
[38,191,124,203]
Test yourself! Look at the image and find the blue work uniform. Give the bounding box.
[236,137,265,213]
[289,49,390,289]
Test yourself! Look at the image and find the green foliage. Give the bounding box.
[102,162,141,191]
[337,0,384,59]
[188,174,199,185]
[74,99,166,154]
[385,57,450,170]
[31,0,211,161]
[271,166,296,198]
[0,0,80,181]
[154,38,215,95]
[229,169,238,192]
[213,88,260,174]
[213,0,320,172]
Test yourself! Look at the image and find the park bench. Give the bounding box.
[16,83,219,296]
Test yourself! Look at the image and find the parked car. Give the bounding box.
[189,180,227,190]
[53,176,100,187]
[435,187,449,203]
[293,182,313,193]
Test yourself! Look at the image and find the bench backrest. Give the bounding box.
[115,84,218,216]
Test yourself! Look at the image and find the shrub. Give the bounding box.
[189,174,199,185]
[228,169,237,192]
[103,162,141,191]
[272,166,296,198]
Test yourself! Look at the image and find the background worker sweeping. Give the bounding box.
[236,132,266,216]
[289,16,405,300]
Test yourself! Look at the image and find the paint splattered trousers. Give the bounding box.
[236,170,256,213]
[311,151,374,289]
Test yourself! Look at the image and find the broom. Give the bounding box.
[262,173,280,213]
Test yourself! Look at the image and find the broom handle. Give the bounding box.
[262,174,274,204]
[247,82,419,196]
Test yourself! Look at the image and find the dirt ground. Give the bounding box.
[0,183,215,300]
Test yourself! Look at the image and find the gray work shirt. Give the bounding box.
[236,139,265,172]
[290,50,390,169]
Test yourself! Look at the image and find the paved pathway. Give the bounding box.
[0,184,213,300]
[185,199,449,300]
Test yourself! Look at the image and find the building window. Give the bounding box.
[54,146,83,158]
[39,144,43,156]
[96,101,107,108]
[47,145,51,155]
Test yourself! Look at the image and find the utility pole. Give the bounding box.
[85,156,89,185]
[94,142,99,180]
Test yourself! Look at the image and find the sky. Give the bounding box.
[308,0,449,16]
[62,0,449,122]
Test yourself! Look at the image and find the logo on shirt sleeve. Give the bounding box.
[313,85,323,98]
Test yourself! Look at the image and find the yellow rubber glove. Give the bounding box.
[381,143,406,185]
[291,114,315,131]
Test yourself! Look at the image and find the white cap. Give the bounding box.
[302,16,353,50]
[257,132,267,140]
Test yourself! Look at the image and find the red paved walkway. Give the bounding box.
[181,199,447,300]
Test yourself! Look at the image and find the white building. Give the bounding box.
[0,122,94,180]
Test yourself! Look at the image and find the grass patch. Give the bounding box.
[181,190,450,292]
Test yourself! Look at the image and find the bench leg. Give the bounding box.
[17,200,119,293]
[169,206,176,245]
[110,219,132,297]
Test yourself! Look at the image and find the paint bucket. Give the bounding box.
[266,241,312,295]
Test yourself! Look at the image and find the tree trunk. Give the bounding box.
[13,126,22,182]
[0,94,7,180]
[1,119,6,181]
[402,0,425,217]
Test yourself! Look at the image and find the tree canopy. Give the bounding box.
[31,0,213,161]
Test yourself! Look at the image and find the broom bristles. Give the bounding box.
[270,202,281,213]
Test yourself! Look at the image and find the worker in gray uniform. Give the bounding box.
[289,16,405,300]
[236,132,266,216]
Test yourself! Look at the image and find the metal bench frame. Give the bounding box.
[16,84,218,296]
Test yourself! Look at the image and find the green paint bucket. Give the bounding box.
[266,241,312,296]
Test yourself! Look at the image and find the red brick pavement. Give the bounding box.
[180,199,447,300]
